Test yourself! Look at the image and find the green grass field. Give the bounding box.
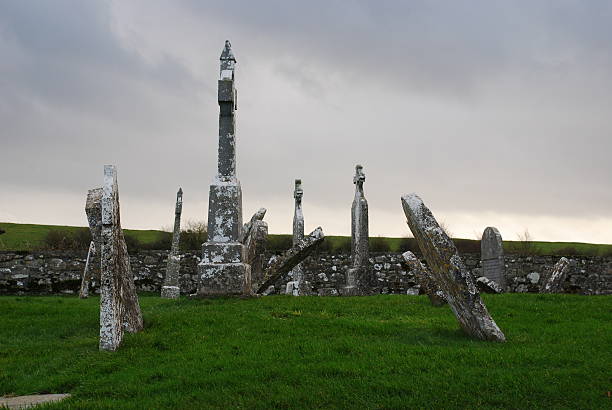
[1,222,612,256]
[0,294,610,408]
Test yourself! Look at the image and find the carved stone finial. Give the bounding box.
[294,179,303,203]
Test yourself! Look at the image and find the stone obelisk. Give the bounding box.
[162,188,183,299]
[197,40,251,296]
[286,179,305,295]
[344,164,370,295]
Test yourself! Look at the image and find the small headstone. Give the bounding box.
[242,208,268,293]
[402,251,447,306]
[540,257,572,293]
[161,188,183,299]
[344,165,370,295]
[402,193,506,342]
[99,165,143,351]
[80,188,103,299]
[481,227,506,290]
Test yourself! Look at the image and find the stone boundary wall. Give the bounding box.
[1,250,610,296]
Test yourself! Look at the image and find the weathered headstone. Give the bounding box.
[481,226,505,290]
[257,227,325,293]
[287,179,306,295]
[241,208,268,293]
[161,188,183,299]
[541,257,571,293]
[80,188,103,299]
[197,40,251,296]
[476,276,504,294]
[402,251,446,306]
[401,193,506,342]
[344,165,370,295]
[99,165,143,351]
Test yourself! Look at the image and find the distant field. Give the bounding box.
[1,222,611,256]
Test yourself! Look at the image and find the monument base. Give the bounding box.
[161,285,180,299]
[197,262,251,296]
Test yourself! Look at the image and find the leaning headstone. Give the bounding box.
[198,40,251,296]
[476,276,504,294]
[99,165,143,351]
[344,165,370,295]
[287,179,307,295]
[402,193,506,342]
[80,188,103,299]
[481,227,505,290]
[257,227,325,293]
[161,188,183,299]
[402,251,446,306]
[241,208,268,293]
[540,257,571,293]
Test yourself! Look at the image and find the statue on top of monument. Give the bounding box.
[220,40,236,80]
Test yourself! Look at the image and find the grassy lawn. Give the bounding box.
[0,295,610,409]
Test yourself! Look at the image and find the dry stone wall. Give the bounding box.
[1,250,610,296]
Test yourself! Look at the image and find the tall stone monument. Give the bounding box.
[344,165,370,295]
[287,179,305,295]
[198,40,251,296]
[161,188,183,299]
[99,165,143,351]
[481,227,505,289]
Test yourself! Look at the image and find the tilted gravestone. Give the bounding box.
[198,41,251,296]
[241,208,268,294]
[161,188,183,299]
[344,165,370,295]
[402,251,446,306]
[287,179,307,295]
[481,226,506,290]
[402,193,506,342]
[257,227,325,293]
[80,188,103,299]
[99,165,143,351]
[541,257,572,293]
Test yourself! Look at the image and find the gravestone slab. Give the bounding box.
[541,257,572,293]
[481,226,505,290]
[402,251,446,306]
[162,188,183,299]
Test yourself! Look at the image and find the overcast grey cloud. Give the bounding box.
[1,0,611,243]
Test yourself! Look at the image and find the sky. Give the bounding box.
[1,0,611,243]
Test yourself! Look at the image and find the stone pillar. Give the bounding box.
[481,227,505,290]
[344,164,370,295]
[162,188,183,299]
[99,165,143,351]
[197,41,251,296]
[402,193,505,342]
[287,179,306,295]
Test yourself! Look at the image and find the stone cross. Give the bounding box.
[80,188,103,299]
[287,179,306,295]
[161,188,183,299]
[99,165,143,351]
[198,41,251,296]
[344,164,370,295]
[402,193,505,342]
[481,227,506,290]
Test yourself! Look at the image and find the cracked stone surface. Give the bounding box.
[257,227,325,293]
[344,165,370,295]
[197,41,250,296]
[99,165,143,351]
[162,188,183,299]
[402,193,506,342]
[541,257,572,293]
[481,226,506,290]
[402,251,446,306]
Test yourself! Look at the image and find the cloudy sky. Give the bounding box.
[1,0,611,243]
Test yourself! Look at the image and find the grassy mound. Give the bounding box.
[0,294,610,408]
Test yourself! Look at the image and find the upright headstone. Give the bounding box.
[99,165,143,351]
[344,165,370,295]
[197,41,251,296]
[481,227,505,289]
[80,188,103,299]
[541,257,572,293]
[241,208,268,292]
[402,193,505,342]
[287,179,306,295]
[402,251,446,306]
[162,188,183,299]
